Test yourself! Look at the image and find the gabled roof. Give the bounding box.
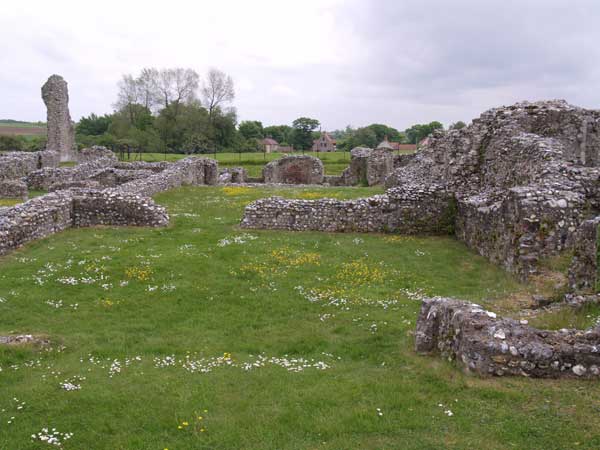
[261,138,278,145]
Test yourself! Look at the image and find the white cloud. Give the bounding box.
[1,0,599,131]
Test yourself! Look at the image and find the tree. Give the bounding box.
[77,113,112,136]
[449,121,467,130]
[263,125,293,144]
[405,121,444,144]
[201,69,235,119]
[292,117,320,150]
[137,67,159,111]
[238,120,264,140]
[114,74,141,124]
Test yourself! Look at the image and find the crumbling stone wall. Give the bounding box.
[0,156,219,256]
[0,180,28,201]
[42,75,77,162]
[115,157,218,196]
[77,146,118,164]
[26,157,117,190]
[568,217,600,291]
[262,155,324,184]
[0,151,59,181]
[242,101,600,282]
[242,184,455,234]
[71,190,168,227]
[340,147,394,186]
[0,192,74,256]
[218,167,247,184]
[415,297,600,378]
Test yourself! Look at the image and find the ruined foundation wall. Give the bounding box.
[242,185,455,234]
[415,297,600,378]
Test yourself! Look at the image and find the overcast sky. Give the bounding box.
[1,0,599,131]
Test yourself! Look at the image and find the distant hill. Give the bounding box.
[0,120,46,137]
[0,119,46,127]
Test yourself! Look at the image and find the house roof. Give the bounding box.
[314,132,336,144]
[261,138,278,145]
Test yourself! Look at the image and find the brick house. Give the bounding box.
[260,137,279,153]
[312,132,336,152]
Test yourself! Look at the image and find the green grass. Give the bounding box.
[0,190,47,207]
[119,151,412,177]
[1,185,600,449]
[530,302,600,330]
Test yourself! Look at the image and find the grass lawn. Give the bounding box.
[118,151,413,177]
[1,185,600,449]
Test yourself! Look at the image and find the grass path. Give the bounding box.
[0,186,599,449]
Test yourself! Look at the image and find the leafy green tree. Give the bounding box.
[449,121,466,130]
[238,120,264,140]
[292,117,320,150]
[263,125,293,144]
[77,113,112,136]
[405,121,444,144]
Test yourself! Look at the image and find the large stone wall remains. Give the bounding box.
[41,75,77,162]
[340,147,394,186]
[262,155,324,184]
[242,184,455,234]
[243,100,600,282]
[415,297,600,378]
[0,151,59,181]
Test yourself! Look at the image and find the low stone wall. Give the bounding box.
[0,156,219,256]
[89,168,155,187]
[26,157,117,190]
[218,167,247,183]
[113,161,170,172]
[263,155,324,184]
[415,297,600,378]
[0,192,74,256]
[115,157,218,196]
[0,180,28,200]
[77,146,117,164]
[242,184,455,234]
[71,190,168,227]
[568,217,600,291]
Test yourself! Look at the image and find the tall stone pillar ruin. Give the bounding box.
[42,75,77,162]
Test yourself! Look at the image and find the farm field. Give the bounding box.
[0,122,46,137]
[1,185,600,449]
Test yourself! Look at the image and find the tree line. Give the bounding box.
[0,66,467,153]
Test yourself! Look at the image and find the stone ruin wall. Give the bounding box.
[243,101,600,282]
[242,184,455,234]
[0,152,219,257]
[415,297,600,378]
[0,151,59,181]
[42,75,77,162]
[262,155,324,185]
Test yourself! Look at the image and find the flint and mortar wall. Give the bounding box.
[242,184,455,234]
[568,217,600,291]
[415,297,600,378]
